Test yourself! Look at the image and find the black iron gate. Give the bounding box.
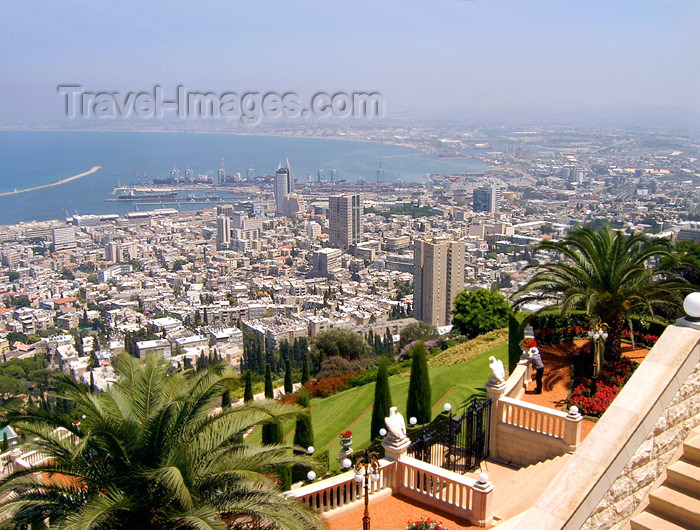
[407,396,491,474]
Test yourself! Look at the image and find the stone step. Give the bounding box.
[683,432,700,467]
[630,510,689,530]
[667,459,700,497]
[648,485,700,529]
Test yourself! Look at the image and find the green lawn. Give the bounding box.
[246,342,508,470]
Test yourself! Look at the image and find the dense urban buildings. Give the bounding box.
[0,124,695,383]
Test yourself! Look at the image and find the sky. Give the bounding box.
[1,0,699,126]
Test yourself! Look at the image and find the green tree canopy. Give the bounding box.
[311,329,371,361]
[0,355,323,529]
[0,375,24,396]
[512,224,686,359]
[398,322,438,349]
[452,288,510,339]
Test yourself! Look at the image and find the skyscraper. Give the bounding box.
[413,237,465,327]
[216,215,231,250]
[328,194,362,250]
[274,161,294,215]
[473,186,500,213]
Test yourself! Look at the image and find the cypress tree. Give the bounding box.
[292,389,315,483]
[243,371,254,403]
[406,341,431,424]
[262,363,283,445]
[264,363,273,399]
[221,390,231,408]
[262,416,284,445]
[385,328,394,357]
[301,353,310,384]
[293,389,314,450]
[284,358,293,394]
[1,432,8,452]
[371,357,392,440]
[278,465,292,491]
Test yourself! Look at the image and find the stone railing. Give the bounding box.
[0,427,72,479]
[487,356,582,467]
[498,317,700,529]
[396,456,492,527]
[285,458,393,514]
[500,397,569,439]
[503,358,531,400]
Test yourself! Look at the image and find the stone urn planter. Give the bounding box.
[339,430,353,449]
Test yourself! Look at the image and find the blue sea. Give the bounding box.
[0,131,489,225]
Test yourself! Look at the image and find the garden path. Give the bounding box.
[520,340,651,440]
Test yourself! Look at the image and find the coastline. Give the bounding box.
[0,127,430,153]
[0,166,101,198]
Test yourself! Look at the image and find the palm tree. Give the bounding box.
[512,225,685,360]
[0,355,324,530]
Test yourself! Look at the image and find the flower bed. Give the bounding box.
[567,357,638,417]
[406,518,448,530]
[621,329,659,348]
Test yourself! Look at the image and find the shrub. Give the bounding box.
[279,392,299,405]
[316,356,354,379]
[303,373,354,398]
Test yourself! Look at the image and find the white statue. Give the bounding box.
[384,406,407,442]
[488,356,506,384]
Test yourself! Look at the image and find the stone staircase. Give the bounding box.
[484,453,572,522]
[631,428,700,530]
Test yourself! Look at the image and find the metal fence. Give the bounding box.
[407,396,491,474]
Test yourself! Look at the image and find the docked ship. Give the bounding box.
[116,190,178,201]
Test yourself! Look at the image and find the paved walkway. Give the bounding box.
[326,492,480,530]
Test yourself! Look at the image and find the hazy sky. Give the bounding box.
[1,0,698,125]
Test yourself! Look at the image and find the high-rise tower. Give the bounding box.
[473,186,500,213]
[413,237,465,327]
[216,215,231,250]
[328,194,362,251]
[274,160,294,215]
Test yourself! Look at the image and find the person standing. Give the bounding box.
[528,347,545,394]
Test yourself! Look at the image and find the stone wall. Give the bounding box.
[582,362,700,530]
